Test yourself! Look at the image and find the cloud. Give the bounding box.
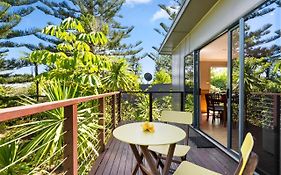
[151,5,180,22]
[126,0,151,5]
[151,9,170,22]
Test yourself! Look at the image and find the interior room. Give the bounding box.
[199,33,229,147]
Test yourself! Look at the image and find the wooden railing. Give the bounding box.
[0,92,121,175]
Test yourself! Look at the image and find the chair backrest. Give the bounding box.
[235,133,255,175]
[242,152,259,175]
[205,93,213,108]
[211,93,221,105]
[161,111,193,125]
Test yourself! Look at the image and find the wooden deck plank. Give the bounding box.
[90,138,237,175]
[103,137,121,175]
[109,140,123,175]
[94,138,118,175]
[90,124,238,175]
[117,142,129,175]
[89,138,114,175]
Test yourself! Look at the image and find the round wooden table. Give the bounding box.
[113,122,186,175]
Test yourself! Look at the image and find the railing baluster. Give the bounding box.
[111,95,116,129]
[64,104,78,175]
[98,97,105,153]
[118,93,121,122]
[149,92,153,122]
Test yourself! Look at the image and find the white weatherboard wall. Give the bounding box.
[172,0,265,95]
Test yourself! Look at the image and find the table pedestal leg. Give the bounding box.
[140,145,160,175]
[130,144,176,175]
[150,151,164,169]
[163,143,176,175]
[132,153,143,175]
[130,144,150,175]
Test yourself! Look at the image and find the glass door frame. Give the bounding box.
[191,25,245,151]
[193,50,200,128]
[227,30,233,149]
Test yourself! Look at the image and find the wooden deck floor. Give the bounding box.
[89,126,238,175]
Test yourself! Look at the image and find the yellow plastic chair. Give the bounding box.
[173,133,257,175]
[148,111,193,164]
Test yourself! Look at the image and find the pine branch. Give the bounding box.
[5,28,40,39]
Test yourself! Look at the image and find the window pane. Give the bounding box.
[244,1,281,174]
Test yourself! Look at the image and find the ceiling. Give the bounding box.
[200,33,228,62]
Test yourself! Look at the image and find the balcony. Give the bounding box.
[0,91,239,175]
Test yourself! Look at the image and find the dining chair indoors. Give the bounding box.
[205,93,225,124]
[173,133,258,175]
[148,111,193,165]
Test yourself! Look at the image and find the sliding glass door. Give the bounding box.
[190,1,280,174]
[242,2,281,174]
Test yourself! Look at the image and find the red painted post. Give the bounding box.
[63,104,78,175]
[98,97,105,153]
[111,95,116,129]
[117,93,121,122]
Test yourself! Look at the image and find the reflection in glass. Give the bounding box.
[184,53,194,113]
[244,1,281,174]
[231,27,240,152]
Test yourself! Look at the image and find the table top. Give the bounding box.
[113,122,186,146]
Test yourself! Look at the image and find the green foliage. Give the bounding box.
[232,57,281,93]
[37,0,144,74]
[102,59,139,91]
[0,74,33,84]
[0,1,20,40]
[185,95,194,112]
[122,94,172,122]
[0,0,39,52]
[152,69,171,84]
[1,80,102,174]
[210,68,227,92]
[0,86,6,96]
[0,140,30,175]
[29,17,104,92]
[148,53,172,73]
[29,16,138,93]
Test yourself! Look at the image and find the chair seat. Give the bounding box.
[214,106,224,111]
[148,144,190,157]
[173,161,222,175]
[207,106,224,111]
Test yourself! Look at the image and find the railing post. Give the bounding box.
[180,92,185,111]
[98,97,105,153]
[64,104,78,175]
[118,93,121,122]
[111,95,116,129]
[149,92,153,122]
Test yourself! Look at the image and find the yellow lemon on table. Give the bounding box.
[142,122,155,133]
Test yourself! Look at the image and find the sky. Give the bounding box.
[119,0,173,76]
[3,0,174,79]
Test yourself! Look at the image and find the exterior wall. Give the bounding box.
[171,0,265,92]
[172,44,186,110]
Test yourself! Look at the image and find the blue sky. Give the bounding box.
[4,0,173,79]
[120,0,172,76]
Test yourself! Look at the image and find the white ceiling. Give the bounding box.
[200,33,228,62]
